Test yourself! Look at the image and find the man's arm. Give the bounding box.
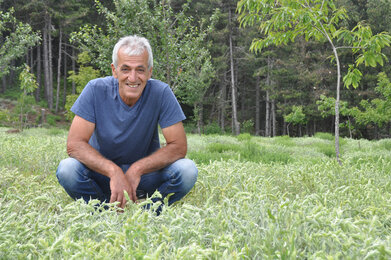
[67,115,132,207]
[124,121,187,199]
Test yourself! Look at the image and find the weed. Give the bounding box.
[1,128,391,258]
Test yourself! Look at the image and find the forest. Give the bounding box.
[1,0,391,140]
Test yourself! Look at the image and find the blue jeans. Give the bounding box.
[56,158,198,206]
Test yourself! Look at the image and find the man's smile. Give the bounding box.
[125,83,139,88]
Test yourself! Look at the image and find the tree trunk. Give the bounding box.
[29,48,33,71]
[72,46,76,94]
[220,80,226,133]
[255,76,261,135]
[1,76,6,93]
[63,45,67,108]
[331,45,341,165]
[55,28,62,113]
[265,90,270,137]
[229,8,240,135]
[48,16,54,110]
[10,60,15,85]
[43,20,50,103]
[36,45,42,102]
[198,103,204,134]
[272,99,277,137]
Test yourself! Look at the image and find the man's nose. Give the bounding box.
[127,70,137,82]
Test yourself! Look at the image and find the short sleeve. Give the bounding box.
[70,81,96,123]
[158,86,186,129]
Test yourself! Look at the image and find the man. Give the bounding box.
[56,35,198,212]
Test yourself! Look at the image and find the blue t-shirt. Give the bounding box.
[71,76,186,165]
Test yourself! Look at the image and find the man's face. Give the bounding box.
[111,47,152,107]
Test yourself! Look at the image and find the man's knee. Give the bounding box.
[56,158,83,187]
[175,158,198,189]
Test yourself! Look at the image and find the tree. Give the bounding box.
[284,105,307,137]
[238,0,391,164]
[0,5,40,81]
[350,72,391,135]
[69,0,215,129]
[18,64,38,130]
[65,52,101,121]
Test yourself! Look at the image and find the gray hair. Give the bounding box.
[112,35,153,69]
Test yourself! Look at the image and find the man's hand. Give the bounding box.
[125,167,142,202]
[109,170,133,208]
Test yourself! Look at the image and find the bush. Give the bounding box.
[204,122,223,135]
[0,109,12,126]
[46,114,61,126]
[237,133,252,142]
[241,119,254,134]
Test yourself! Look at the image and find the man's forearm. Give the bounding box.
[128,143,186,176]
[67,141,121,178]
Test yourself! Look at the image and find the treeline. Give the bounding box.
[1,0,391,139]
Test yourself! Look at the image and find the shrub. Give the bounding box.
[241,119,254,134]
[204,122,223,135]
[0,109,12,126]
[237,133,252,142]
[46,114,61,126]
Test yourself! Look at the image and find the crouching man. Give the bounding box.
[56,35,198,213]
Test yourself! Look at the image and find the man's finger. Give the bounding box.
[132,189,137,202]
[122,196,127,208]
[110,192,117,204]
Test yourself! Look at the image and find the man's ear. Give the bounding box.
[111,63,118,78]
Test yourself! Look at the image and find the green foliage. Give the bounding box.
[70,0,216,115]
[1,129,391,258]
[241,119,254,134]
[204,122,223,135]
[46,114,61,126]
[17,64,38,130]
[284,105,307,126]
[0,7,40,78]
[0,109,12,126]
[189,137,292,165]
[238,0,391,160]
[237,133,252,142]
[19,64,38,94]
[350,72,391,127]
[273,135,295,147]
[314,132,335,141]
[65,52,101,121]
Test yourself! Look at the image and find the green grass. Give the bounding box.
[1,127,391,258]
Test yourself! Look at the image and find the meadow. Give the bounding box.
[1,127,391,259]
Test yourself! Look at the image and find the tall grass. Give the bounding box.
[1,127,391,258]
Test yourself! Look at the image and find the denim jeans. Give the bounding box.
[56,158,198,207]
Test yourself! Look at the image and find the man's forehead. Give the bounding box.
[120,64,146,68]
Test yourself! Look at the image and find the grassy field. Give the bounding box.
[1,127,391,259]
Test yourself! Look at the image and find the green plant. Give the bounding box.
[237,133,252,142]
[18,64,38,130]
[241,119,254,134]
[1,129,391,258]
[65,52,101,121]
[314,132,334,141]
[0,109,12,126]
[46,114,61,126]
[204,122,223,135]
